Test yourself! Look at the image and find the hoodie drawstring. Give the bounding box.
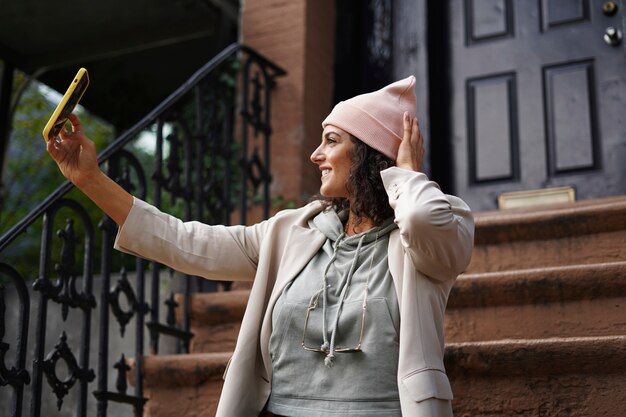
[323,234,367,367]
[320,232,345,353]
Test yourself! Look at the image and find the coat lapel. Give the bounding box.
[260,223,326,379]
[388,229,404,307]
[274,224,326,290]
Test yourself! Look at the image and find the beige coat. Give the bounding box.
[115,167,475,416]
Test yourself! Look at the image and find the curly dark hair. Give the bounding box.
[316,136,395,227]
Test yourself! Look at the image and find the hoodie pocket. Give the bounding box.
[401,368,453,402]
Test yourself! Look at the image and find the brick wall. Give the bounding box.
[241,0,335,210]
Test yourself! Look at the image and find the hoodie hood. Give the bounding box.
[311,208,396,244]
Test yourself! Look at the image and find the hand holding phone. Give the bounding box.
[42,68,89,142]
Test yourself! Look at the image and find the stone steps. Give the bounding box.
[129,352,230,417]
[133,336,626,417]
[175,290,249,353]
[446,261,626,342]
[178,260,626,350]
[470,195,626,273]
[447,335,626,417]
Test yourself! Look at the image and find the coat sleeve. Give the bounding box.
[113,197,266,281]
[381,167,475,281]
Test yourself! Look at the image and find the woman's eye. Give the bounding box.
[327,137,337,144]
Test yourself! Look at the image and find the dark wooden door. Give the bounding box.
[448,0,626,210]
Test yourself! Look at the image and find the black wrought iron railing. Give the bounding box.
[0,43,285,417]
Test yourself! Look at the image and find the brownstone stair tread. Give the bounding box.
[182,261,626,318]
[447,335,626,417]
[136,351,231,388]
[445,335,626,376]
[473,195,626,244]
[176,289,250,326]
[180,261,626,316]
[468,196,626,272]
[179,263,626,346]
[446,261,626,342]
[450,261,626,308]
[136,335,626,388]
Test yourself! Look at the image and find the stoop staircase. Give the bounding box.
[134,196,626,417]
[446,195,626,417]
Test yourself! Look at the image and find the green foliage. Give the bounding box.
[0,68,115,280]
[271,195,297,210]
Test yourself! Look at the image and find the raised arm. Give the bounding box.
[46,113,133,226]
[382,112,474,280]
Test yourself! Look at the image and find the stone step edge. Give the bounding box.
[128,351,231,389]
[473,195,626,244]
[450,261,626,309]
[174,261,626,321]
[175,289,250,326]
[130,336,626,389]
[445,335,626,377]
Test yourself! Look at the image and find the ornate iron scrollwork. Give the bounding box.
[33,218,96,320]
[0,286,30,389]
[113,354,131,394]
[246,146,271,191]
[42,332,95,411]
[109,268,149,337]
[249,72,264,136]
[165,127,184,202]
[164,292,178,326]
[0,264,31,417]
[115,164,137,195]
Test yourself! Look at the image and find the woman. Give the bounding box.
[47,76,474,417]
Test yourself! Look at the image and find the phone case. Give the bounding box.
[42,67,90,142]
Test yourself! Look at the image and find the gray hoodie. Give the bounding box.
[267,208,401,417]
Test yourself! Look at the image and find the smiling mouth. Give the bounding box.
[321,169,330,177]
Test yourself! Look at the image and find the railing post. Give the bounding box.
[0,263,31,417]
[96,212,114,417]
[29,210,53,417]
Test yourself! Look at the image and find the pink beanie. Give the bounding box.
[322,75,417,160]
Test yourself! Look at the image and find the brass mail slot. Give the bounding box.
[498,186,576,209]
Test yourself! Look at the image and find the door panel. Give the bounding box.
[467,73,519,182]
[544,60,599,173]
[449,0,626,210]
[541,0,590,30]
[466,0,514,43]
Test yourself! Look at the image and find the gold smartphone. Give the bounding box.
[42,67,90,142]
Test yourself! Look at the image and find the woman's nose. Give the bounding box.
[310,146,323,163]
